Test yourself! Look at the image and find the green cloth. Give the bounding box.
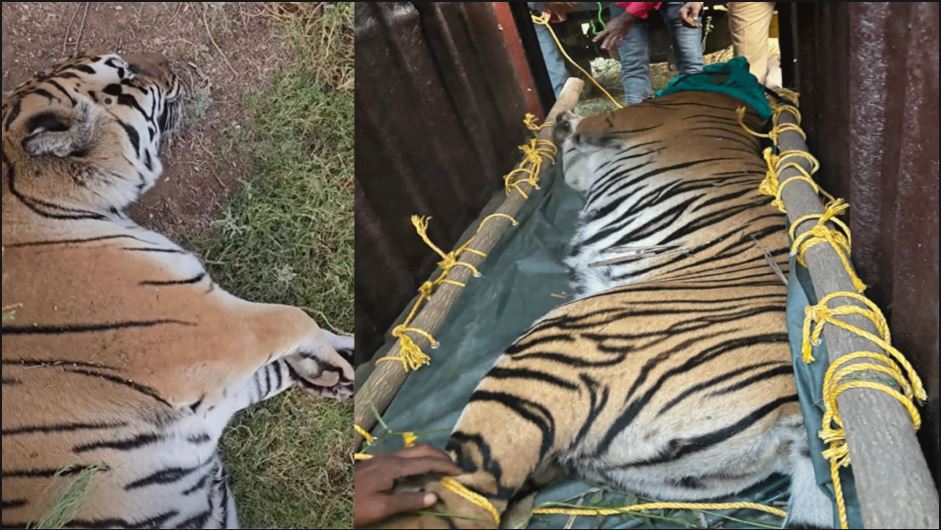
[787,257,864,528]
[656,56,772,120]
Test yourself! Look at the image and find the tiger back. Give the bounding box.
[2,53,354,528]
[390,92,832,529]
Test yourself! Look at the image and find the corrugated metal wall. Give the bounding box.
[784,1,939,482]
[354,2,534,364]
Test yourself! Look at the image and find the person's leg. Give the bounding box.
[534,21,568,97]
[610,3,652,105]
[727,2,775,85]
[661,2,704,75]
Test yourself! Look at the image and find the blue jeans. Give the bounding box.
[610,2,704,105]
[535,21,568,97]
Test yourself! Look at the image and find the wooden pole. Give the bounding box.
[354,77,586,440]
[776,108,939,528]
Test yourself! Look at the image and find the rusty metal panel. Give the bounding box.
[354,2,533,364]
[789,2,939,482]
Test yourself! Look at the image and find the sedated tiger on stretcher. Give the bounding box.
[1,53,354,528]
[388,91,833,529]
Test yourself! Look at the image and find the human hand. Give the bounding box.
[592,11,635,50]
[679,2,703,28]
[547,2,580,15]
[353,444,463,528]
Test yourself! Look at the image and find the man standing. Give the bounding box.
[680,2,778,87]
[529,2,580,97]
[594,2,705,105]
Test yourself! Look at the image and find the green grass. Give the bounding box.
[185,4,354,528]
[29,466,103,529]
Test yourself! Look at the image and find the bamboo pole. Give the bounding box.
[775,108,939,528]
[354,78,586,439]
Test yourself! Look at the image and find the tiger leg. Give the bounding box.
[157,300,354,414]
[784,442,833,528]
[395,373,589,528]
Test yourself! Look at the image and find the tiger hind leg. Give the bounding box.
[783,442,833,529]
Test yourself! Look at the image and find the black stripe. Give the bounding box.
[707,364,794,397]
[573,374,609,446]
[3,99,22,129]
[121,247,185,253]
[508,350,628,368]
[658,361,788,415]
[174,509,211,529]
[63,368,172,408]
[182,473,210,495]
[2,319,193,335]
[7,161,106,220]
[63,511,178,529]
[140,273,206,286]
[2,464,105,478]
[468,390,556,460]
[69,64,96,75]
[273,360,283,391]
[505,333,576,354]
[186,433,212,444]
[6,234,155,248]
[73,432,164,453]
[1,498,28,509]
[2,357,117,370]
[593,331,781,456]
[3,421,128,437]
[253,371,263,401]
[486,366,580,391]
[125,462,208,490]
[263,363,272,398]
[118,119,141,154]
[620,395,799,467]
[46,79,77,105]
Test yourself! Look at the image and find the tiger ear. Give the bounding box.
[21,99,100,158]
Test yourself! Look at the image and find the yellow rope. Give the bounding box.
[354,423,377,461]
[504,138,556,199]
[532,501,787,519]
[478,212,518,232]
[800,291,926,528]
[531,12,623,109]
[412,215,482,277]
[378,115,554,372]
[440,477,502,526]
[354,423,377,444]
[523,112,555,132]
[789,199,867,293]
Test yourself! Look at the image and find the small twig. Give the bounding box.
[2,303,23,312]
[73,2,90,54]
[169,2,185,23]
[749,235,788,286]
[210,171,226,190]
[202,5,239,77]
[61,2,81,55]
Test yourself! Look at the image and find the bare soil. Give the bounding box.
[1,2,288,239]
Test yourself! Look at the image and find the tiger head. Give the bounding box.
[1,52,184,214]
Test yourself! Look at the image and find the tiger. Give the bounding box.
[381,91,833,529]
[1,52,354,528]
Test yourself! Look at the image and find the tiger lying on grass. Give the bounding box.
[383,92,831,529]
[1,52,353,529]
